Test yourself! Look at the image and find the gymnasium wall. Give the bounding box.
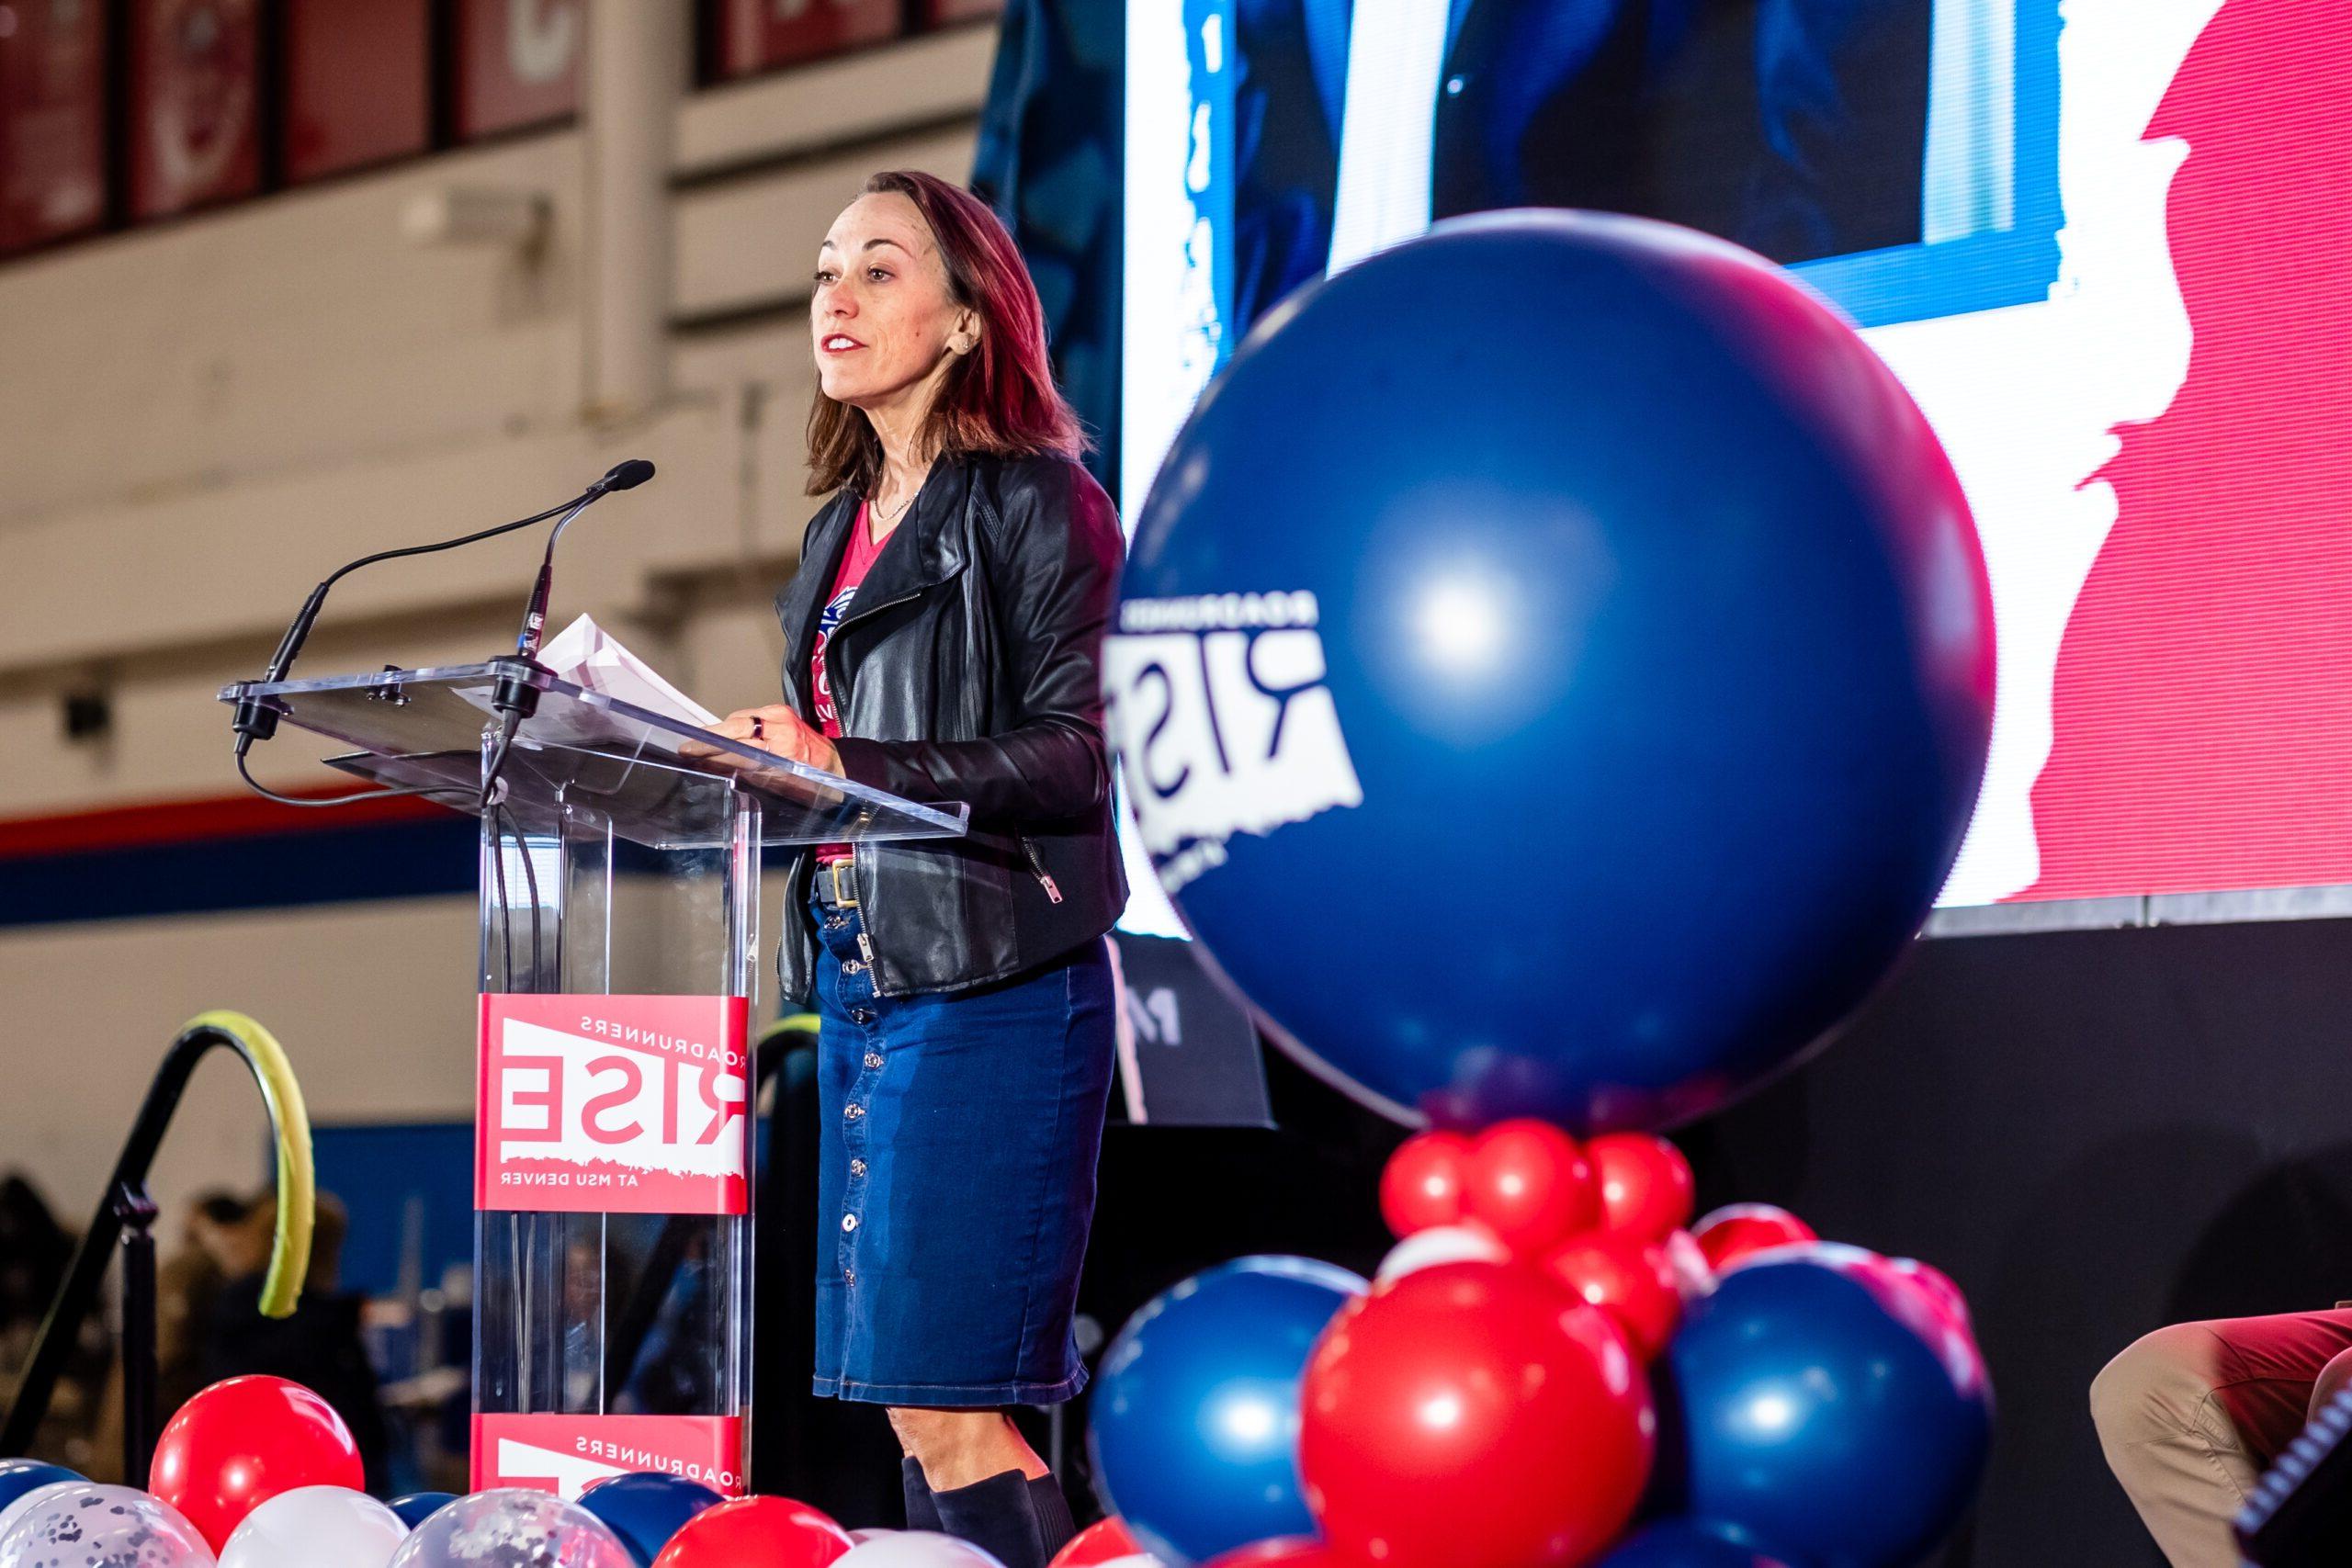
[0,15,996,1227]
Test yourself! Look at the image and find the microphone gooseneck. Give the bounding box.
[230,459,658,811]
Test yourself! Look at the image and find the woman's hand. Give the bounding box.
[709,705,842,773]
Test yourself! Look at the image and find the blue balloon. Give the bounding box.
[1600,1521,1797,1567]
[0,1460,81,1516]
[1111,209,1993,1133]
[387,1492,458,1529]
[1656,1245,1992,1568]
[576,1472,726,1566]
[1087,1255,1364,1566]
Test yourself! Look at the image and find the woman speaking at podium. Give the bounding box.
[707,169,1126,1568]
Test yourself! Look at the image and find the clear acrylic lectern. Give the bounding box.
[218,659,967,1497]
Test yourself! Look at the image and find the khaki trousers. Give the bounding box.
[2091,1308,2352,1567]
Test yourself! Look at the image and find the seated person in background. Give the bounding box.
[199,1191,390,1493]
[0,1172,107,1475]
[92,1189,253,1479]
[2095,1306,2352,1567]
[162,1190,247,1415]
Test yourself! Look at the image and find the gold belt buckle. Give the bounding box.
[827,861,858,908]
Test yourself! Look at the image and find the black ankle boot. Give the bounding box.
[902,1455,944,1532]
[1025,1472,1076,1561]
[929,1467,1076,1568]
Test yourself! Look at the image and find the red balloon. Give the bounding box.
[1692,1203,1817,1271]
[1054,1517,1155,1568]
[1542,1235,1683,1359]
[1298,1260,1653,1568]
[1461,1120,1598,1254]
[1586,1134,1695,1243]
[149,1375,365,1551]
[652,1495,854,1568]
[1380,1133,1473,1236]
[1886,1256,1972,1327]
[1202,1540,1342,1568]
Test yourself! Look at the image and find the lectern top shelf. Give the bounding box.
[219,660,969,851]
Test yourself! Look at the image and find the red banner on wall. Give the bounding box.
[0,0,109,254]
[456,0,582,141]
[712,0,902,79]
[922,0,1004,23]
[472,1414,746,1499]
[128,0,259,220]
[281,0,428,184]
[477,994,751,1217]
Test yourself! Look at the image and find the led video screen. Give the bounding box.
[1120,0,2346,931]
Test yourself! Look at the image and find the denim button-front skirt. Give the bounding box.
[806,888,1117,1405]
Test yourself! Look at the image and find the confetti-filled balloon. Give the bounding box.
[0,1483,214,1568]
[0,1479,84,1545]
[386,1489,636,1568]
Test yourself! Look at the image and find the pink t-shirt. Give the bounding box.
[812,502,889,864]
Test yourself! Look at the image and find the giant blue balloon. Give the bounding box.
[1600,1521,1796,1567]
[1087,1255,1364,1566]
[1655,1245,1992,1568]
[577,1472,725,1565]
[1110,210,1993,1133]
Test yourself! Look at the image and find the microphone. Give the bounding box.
[512,459,657,665]
[480,459,656,807]
[231,460,657,799]
[594,457,656,494]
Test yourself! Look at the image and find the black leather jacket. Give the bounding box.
[773,451,1128,1004]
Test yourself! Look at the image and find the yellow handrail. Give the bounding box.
[184,1010,315,1319]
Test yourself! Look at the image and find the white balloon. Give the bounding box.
[0,1483,213,1566]
[1375,1224,1510,1280]
[221,1486,407,1568]
[837,1529,1009,1567]
[850,1529,898,1542]
[1661,1228,1716,1302]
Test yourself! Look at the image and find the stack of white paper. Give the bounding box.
[536,614,718,728]
[458,614,720,749]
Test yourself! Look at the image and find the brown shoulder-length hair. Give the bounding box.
[806,170,1089,495]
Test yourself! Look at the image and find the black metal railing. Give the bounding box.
[0,1011,314,1483]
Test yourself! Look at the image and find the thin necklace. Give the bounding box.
[871,468,926,528]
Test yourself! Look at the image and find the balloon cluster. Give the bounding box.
[0,1375,1006,1568]
[1082,1132,1990,1568]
